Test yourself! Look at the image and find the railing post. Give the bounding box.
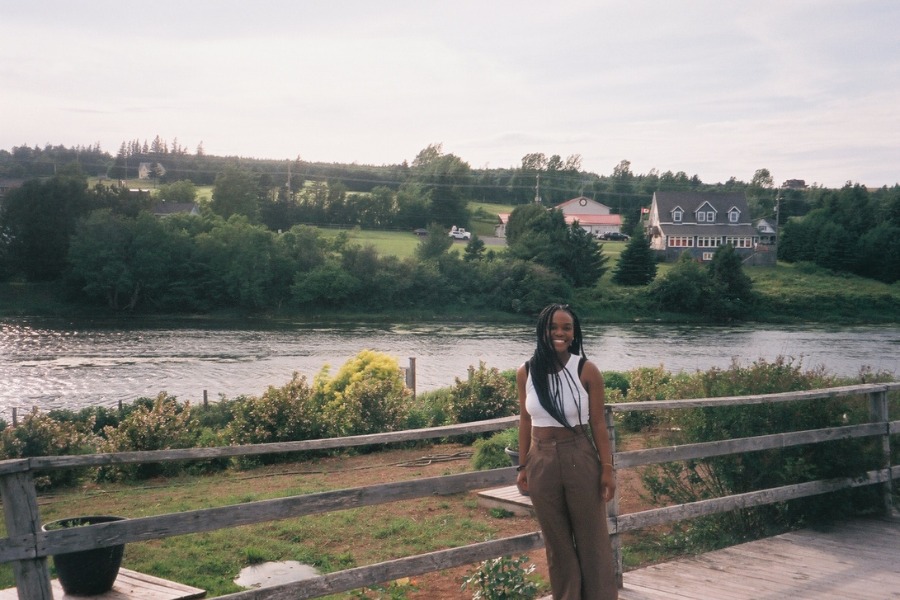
[868,389,893,515]
[605,405,623,589]
[0,468,53,599]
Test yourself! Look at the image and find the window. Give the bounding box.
[697,211,706,223]
[697,236,721,248]
[706,211,715,222]
[668,236,694,247]
[726,236,753,248]
[702,252,715,261]
[673,209,683,223]
[729,210,740,223]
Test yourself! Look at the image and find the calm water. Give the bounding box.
[1,318,897,418]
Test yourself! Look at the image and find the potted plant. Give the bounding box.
[42,515,127,595]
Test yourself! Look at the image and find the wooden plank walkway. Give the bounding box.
[620,517,900,600]
[486,486,900,600]
[0,568,205,600]
[484,486,900,599]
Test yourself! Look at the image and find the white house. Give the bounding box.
[495,196,623,238]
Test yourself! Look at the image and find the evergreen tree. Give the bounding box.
[706,244,754,321]
[612,227,657,285]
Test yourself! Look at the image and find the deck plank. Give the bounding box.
[616,517,900,599]
[0,568,205,600]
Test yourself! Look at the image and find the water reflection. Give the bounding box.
[0,318,896,416]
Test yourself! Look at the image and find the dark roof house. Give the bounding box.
[646,192,774,265]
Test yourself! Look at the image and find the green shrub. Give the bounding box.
[0,408,97,488]
[319,350,411,437]
[405,388,453,430]
[640,357,884,546]
[461,555,540,600]
[98,393,198,480]
[616,366,676,432]
[222,376,324,466]
[447,362,517,424]
[603,371,629,396]
[471,428,518,470]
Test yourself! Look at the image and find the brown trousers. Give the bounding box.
[526,427,617,600]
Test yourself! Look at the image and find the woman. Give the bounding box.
[516,304,618,600]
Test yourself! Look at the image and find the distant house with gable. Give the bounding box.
[754,218,777,245]
[646,191,774,265]
[152,200,200,218]
[495,196,623,238]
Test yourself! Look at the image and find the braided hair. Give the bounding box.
[527,304,587,430]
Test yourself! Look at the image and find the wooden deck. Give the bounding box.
[543,517,900,600]
[484,485,900,599]
[0,568,205,600]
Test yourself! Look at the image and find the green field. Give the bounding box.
[318,228,434,259]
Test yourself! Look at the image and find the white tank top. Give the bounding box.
[525,354,590,428]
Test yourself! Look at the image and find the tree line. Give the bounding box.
[0,162,611,313]
[2,140,819,231]
[2,140,896,319]
[777,184,900,283]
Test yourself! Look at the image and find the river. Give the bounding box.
[1,318,897,418]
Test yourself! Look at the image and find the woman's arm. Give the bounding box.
[516,363,531,496]
[583,360,616,503]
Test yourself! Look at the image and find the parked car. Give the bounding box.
[413,228,428,236]
[448,226,471,240]
[597,232,630,241]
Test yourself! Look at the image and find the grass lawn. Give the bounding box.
[317,228,443,260]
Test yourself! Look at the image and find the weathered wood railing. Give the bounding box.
[0,382,897,599]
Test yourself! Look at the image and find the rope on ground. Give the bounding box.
[235,451,474,479]
[395,451,473,467]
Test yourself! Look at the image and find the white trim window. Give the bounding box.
[697,236,720,248]
[729,209,740,223]
[702,252,715,261]
[668,236,694,247]
[672,209,683,223]
[725,236,753,248]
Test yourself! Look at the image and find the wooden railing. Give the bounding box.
[0,382,897,599]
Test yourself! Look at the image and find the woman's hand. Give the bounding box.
[516,469,529,496]
[600,465,616,503]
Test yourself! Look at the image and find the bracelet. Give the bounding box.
[516,464,527,472]
[603,462,614,469]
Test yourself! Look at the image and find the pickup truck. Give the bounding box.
[448,227,471,240]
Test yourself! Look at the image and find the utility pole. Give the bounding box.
[534,173,542,204]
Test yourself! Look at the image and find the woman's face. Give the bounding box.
[546,309,575,356]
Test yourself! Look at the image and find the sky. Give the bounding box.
[2,0,899,189]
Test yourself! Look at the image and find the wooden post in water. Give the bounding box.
[203,390,209,409]
[407,358,416,400]
[11,408,16,427]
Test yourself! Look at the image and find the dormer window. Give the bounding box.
[696,202,716,224]
[672,208,683,223]
[728,207,740,223]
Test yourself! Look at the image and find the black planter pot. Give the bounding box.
[504,446,520,467]
[42,516,127,596]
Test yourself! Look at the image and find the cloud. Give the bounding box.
[1,0,897,187]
